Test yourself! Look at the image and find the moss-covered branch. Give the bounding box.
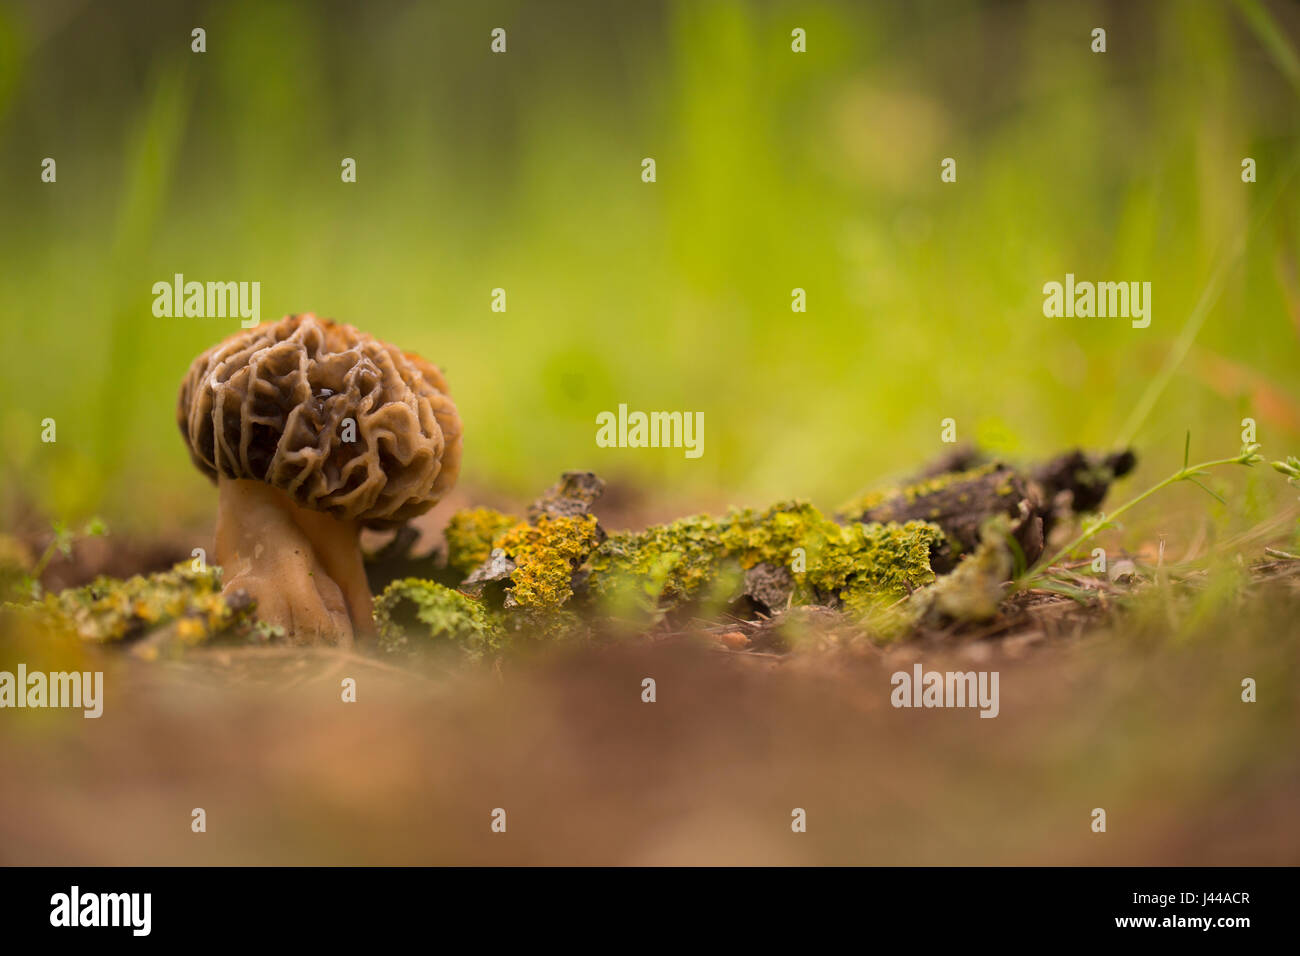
[10,446,1148,662]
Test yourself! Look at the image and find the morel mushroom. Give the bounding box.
[178,314,462,645]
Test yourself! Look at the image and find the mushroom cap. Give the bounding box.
[178,313,462,526]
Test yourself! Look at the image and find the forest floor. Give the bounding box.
[1,472,1298,865]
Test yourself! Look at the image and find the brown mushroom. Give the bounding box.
[178,314,462,646]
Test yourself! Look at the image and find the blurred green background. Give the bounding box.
[2,0,1299,536]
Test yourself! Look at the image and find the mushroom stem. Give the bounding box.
[214,477,375,646]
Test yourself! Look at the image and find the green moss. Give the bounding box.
[588,513,734,612]
[844,521,943,592]
[496,514,601,609]
[39,562,251,645]
[497,606,588,646]
[444,507,522,579]
[721,500,829,569]
[587,502,940,620]
[375,578,500,662]
[837,521,945,620]
[907,516,1015,626]
[720,500,939,601]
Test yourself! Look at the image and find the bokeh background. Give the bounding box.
[2,0,1299,870]
[2,0,1299,539]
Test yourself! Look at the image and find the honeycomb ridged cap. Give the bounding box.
[178,313,462,526]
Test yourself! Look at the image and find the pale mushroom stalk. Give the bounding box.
[214,477,372,646]
[179,314,463,646]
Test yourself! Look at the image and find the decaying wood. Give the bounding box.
[845,466,1042,573]
[529,471,606,521]
[842,448,1137,574]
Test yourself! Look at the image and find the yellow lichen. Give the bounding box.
[444,507,523,579]
[496,514,601,609]
[839,462,1001,516]
[37,563,255,645]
